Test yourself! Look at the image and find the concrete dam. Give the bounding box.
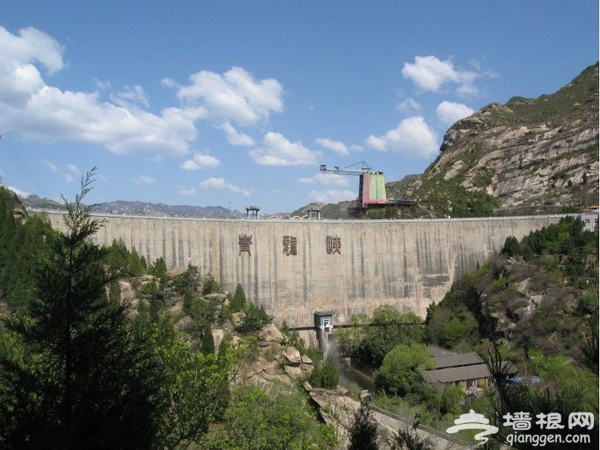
[42,213,564,327]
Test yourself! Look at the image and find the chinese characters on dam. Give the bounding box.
[326,236,342,255]
[282,236,298,256]
[238,234,253,255]
[237,234,342,256]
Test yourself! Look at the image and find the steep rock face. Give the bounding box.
[391,63,599,213]
[436,105,598,208]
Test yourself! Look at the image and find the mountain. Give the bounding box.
[19,196,243,219]
[387,62,599,218]
[298,63,598,219]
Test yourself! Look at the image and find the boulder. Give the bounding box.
[259,324,283,343]
[284,365,304,379]
[231,312,246,328]
[282,346,302,365]
[204,293,228,303]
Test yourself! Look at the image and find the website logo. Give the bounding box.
[446,410,499,447]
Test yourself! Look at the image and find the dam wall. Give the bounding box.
[41,213,565,327]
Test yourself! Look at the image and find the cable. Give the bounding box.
[0,135,54,198]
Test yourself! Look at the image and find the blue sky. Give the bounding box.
[0,1,597,214]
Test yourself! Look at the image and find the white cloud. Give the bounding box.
[402,55,480,95]
[7,185,31,198]
[315,138,348,155]
[65,163,80,175]
[199,177,252,197]
[94,79,111,90]
[366,116,439,158]
[41,159,58,172]
[112,85,150,108]
[220,122,255,146]
[0,26,64,74]
[0,26,198,158]
[181,152,220,170]
[165,66,284,127]
[178,187,197,195]
[396,97,421,114]
[297,173,350,187]
[132,175,157,186]
[436,101,474,126]
[309,189,356,204]
[249,132,320,166]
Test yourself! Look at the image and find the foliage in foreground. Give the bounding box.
[0,171,230,449]
[309,359,340,389]
[348,401,379,450]
[487,346,599,449]
[200,384,336,450]
[388,425,435,450]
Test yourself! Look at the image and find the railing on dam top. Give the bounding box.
[28,207,570,225]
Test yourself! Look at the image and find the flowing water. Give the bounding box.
[319,329,373,392]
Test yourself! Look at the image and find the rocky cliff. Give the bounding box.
[390,63,599,217]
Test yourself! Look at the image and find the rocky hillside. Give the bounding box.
[388,63,599,217]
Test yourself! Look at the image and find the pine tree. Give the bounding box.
[200,326,216,355]
[348,401,379,450]
[0,169,165,450]
[230,283,247,312]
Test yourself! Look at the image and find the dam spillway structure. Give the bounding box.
[314,311,334,359]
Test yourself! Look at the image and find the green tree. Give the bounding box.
[236,302,270,333]
[389,426,434,450]
[104,238,130,276]
[348,401,379,450]
[0,169,164,449]
[229,283,247,312]
[149,321,230,449]
[501,236,522,257]
[127,247,145,276]
[203,384,334,450]
[202,272,221,295]
[373,343,435,397]
[200,326,216,355]
[149,257,167,279]
[0,188,51,311]
[334,313,369,357]
[173,264,200,296]
[487,346,599,449]
[356,306,424,367]
[309,360,340,388]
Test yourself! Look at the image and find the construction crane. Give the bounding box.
[319,161,415,211]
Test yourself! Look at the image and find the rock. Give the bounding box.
[282,346,302,365]
[309,389,360,429]
[212,328,224,350]
[167,267,186,277]
[301,354,313,365]
[170,301,183,314]
[259,324,283,343]
[231,312,246,328]
[443,160,465,180]
[175,315,192,332]
[118,280,136,302]
[204,293,228,303]
[284,365,304,379]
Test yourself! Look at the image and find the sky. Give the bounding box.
[0,1,598,214]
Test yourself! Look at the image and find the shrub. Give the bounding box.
[310,360,340,388]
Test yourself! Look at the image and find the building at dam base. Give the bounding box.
[42,213,564,328]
